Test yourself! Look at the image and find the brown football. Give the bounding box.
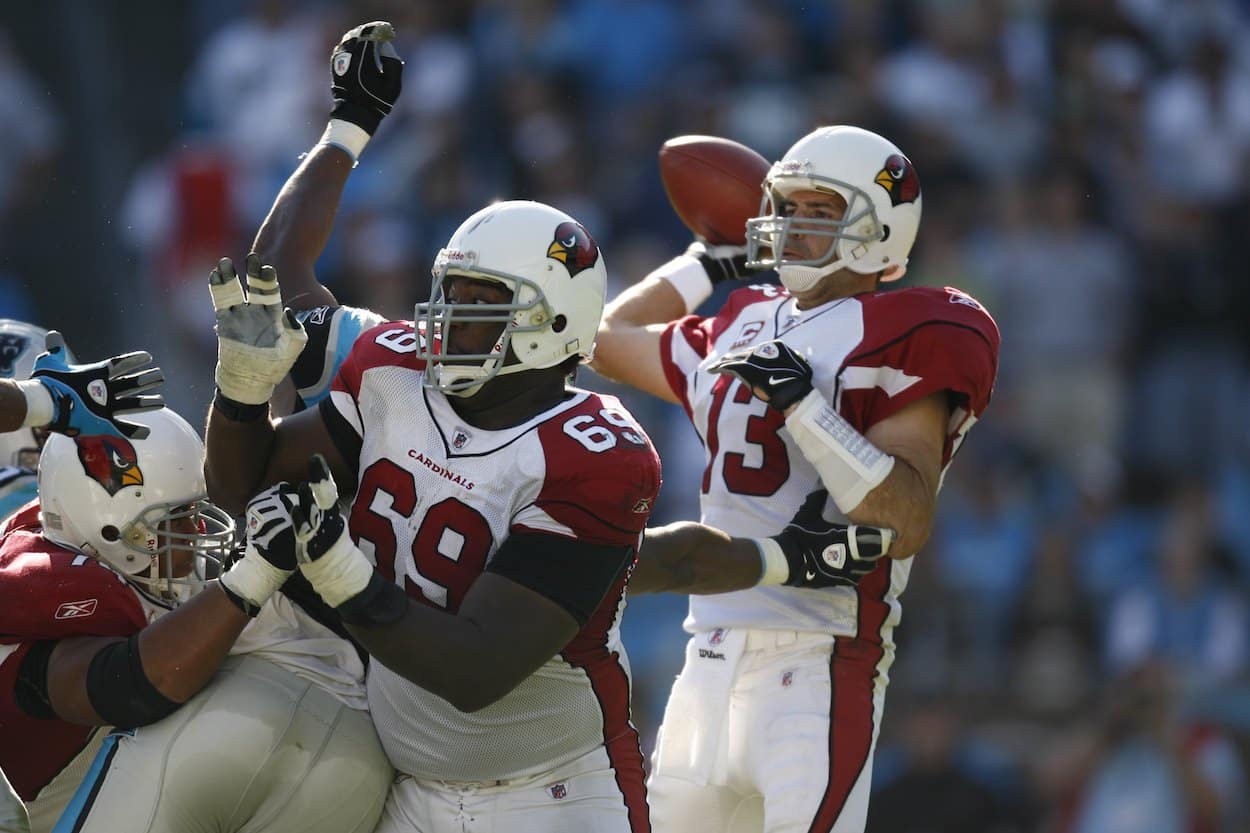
[658,135,771,245]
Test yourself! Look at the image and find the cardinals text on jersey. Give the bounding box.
[323,322,662,785]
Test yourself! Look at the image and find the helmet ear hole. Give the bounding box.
[552,314,567,333]
[101,525,121,542]
[880,225,891,242]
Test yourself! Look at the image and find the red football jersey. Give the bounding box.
[0,501,151,800]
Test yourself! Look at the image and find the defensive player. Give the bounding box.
[591,125,1001,833]
[0,331,163,833]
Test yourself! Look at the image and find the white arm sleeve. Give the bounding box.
[784,391,895,514]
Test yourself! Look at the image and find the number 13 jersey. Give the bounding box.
[660,284,999,642]
[324,321,662,783]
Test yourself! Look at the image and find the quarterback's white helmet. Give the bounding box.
[38,408,235,604]
[415,200,607,395]
[746,126,922,293]
[0,319,68,469]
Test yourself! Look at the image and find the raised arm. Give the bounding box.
[251,21,404,312]
[592,244,752,403]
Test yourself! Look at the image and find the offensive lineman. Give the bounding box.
[592,125,1000,832]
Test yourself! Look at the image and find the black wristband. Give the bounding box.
[336,571,408,626]
[330,100,382,135]
[213,388,269,422]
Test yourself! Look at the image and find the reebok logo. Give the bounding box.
[55,599,98,619]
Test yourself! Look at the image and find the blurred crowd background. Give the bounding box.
[3,0,1250,830]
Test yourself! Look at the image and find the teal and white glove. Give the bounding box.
[293,454,407,625]
[21,332,164,440]
[210,254,307,407]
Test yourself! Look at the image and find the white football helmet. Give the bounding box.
[38,408,235,605]
[415,200,608,396]
[745,126,922,293]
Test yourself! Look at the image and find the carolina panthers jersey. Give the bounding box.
[0,502,163,803]
[660,284,999,640]
[290,305,385,409]
[0,465,36,520]
[325,321,662,783]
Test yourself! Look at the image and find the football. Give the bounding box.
[658,135,771,245]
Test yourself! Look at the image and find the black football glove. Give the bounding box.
[31,332,165,440]
[330,21,404,135]
[219,482,301,615]
[771,490,893,588]
[707,339,813,412]
[293,455,407,626]
[686,241,754,285]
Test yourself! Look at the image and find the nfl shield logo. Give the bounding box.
[782,670,794,688]
[333,51,352,76]
[452,429,470,450]
[548,782,567,800]
[709,628,726,646]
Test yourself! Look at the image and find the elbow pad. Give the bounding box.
[86,635,181,728]
[785,392,894,514]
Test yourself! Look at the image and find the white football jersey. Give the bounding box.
[326,322,662,783]
[660,283,999,641]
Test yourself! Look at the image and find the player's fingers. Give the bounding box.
[209,257,246,311]
[112,394,165,415]
[44,330,67,355]
[245,255,282,307]
[307,454,339,510]
[107,350,155,377]
[118,419,151,441]
[291,482,316,534]
[112,368,165,396]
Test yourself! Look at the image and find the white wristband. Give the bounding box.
[219,551,289,608]
[317,119,371,163]
[785,391,895,514]
[652,254,714,314]
[300,530,376,608]
[15,379,54,427]
[755,537,791,586]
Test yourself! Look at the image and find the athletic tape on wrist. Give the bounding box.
[219,552,288,610]
[300,531,375,608]
[652,254,714,314]
[16,379,54,427]
[754,537,791,586]
[317,119,370,164]
[785,391,895,514]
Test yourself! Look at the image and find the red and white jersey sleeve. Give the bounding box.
[838,285,999,468]
[661,283,1000,643]
[323,320,427,460]
[0,509,151,801]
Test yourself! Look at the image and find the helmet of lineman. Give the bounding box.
[415,200,607,395]
[0,319,71,468]
[746,125,922,293]
[37,408,235,604]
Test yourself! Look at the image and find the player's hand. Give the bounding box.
[686,240,754,284]
[291,454,377,610]
[330,21,404,135]
[771,490,893,588]
[219,482,301,615]
[707,339,813,412]
[30,332,165,440]
[210,254,308,406]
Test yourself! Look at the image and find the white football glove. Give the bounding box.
[210,253,308,405]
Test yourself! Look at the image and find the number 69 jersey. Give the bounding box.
[661,283,999,641]
[323,322,662,783]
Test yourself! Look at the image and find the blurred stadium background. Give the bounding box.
[3,0,1250,829]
